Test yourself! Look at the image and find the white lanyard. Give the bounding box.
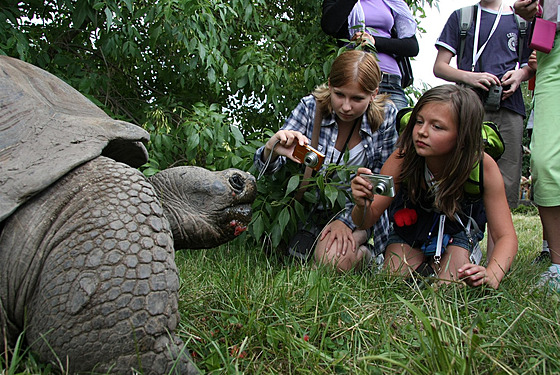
[472,2,504,71]
[424,165,482,264]
[424,165,445,263]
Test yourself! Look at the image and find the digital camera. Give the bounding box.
[292,144,326,171]
[363,174,395,197]
[483,84,503,112]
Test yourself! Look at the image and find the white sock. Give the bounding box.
[542,240,550,253]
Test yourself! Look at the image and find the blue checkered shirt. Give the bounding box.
[255,95,397,255]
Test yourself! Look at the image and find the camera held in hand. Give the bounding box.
[292,143,326,171]
[363,174,395,197]
[483,84,503,112]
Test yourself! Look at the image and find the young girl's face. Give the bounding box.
[329,80,376,125]
[412,101,458,159]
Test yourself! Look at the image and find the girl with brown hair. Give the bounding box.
[351,84,518,288]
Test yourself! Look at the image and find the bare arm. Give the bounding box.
[433,48,501,90]
[483,154,518,286]
[351,150,402,229]
[458,154,518,288]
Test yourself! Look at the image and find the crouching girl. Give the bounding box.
[349,84,517,288]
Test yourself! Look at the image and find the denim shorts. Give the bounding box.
[386,228,482,255]
[379,75,408,111]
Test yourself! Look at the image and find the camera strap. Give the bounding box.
[335,117,361,166]
[294,103,323,202]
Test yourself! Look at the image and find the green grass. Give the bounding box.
[4,207,560,374]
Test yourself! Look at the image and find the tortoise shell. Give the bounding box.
[0,56,149,222]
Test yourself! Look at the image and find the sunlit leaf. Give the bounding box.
[285,175,300,197]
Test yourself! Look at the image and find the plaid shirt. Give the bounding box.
[255,95,397,255]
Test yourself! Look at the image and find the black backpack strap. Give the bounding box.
[458,5,476,66]
[515,14,529,66]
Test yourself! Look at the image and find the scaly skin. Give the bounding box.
[0,157,197,374]
[149,166,256,250]
[0,55,257,373]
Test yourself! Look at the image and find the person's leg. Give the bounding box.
[531,41,560,288]
[538,207,560,262]
[483,109,523,209]
[314,229,368,272]
[532,234,551,264]
[433,245,471,283]
[537,206,560,288]
[383,242,425,276]
[378,78,409,111]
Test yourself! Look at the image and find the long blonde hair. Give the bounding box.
[312,50,390,132]
[397,84,484,217]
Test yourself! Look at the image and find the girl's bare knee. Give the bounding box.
[384,243,424,275]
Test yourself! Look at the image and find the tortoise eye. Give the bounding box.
[229,174,244,193]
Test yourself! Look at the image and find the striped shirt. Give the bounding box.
[254,94,398,255]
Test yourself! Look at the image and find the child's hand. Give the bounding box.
[465,72,501,91]
[457,264,499,289]
[500,70,522,100]
[320,220,355,258]
[528,50,537,71]
[351,168,375,207]
[513,0,539,21]
[351,31,376,49]
[264,130,309,162]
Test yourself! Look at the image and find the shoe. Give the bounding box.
[536,265,560,292]
[405,262,436,288]
[415,262,436,278]
[287,229,317,261]
[532,251,551,265]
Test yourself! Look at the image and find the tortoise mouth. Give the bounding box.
[225,204,252,224]
[224,204,252,237]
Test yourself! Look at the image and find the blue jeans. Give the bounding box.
[380,73,409,111]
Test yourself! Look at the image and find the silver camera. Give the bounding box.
[363,174,395,197]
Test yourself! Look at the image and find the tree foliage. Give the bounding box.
[1,0,438,248]
[1,0,436,128]
[0,0,336,129]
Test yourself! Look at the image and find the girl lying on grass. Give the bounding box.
[349,84,518,288]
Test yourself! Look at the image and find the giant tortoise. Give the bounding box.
[0,56,256,373]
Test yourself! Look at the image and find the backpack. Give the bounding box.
[395,107,505,199]
[457,5,529,68]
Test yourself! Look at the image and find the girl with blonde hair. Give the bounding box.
[254,50,398,271]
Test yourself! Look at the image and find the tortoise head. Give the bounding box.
[149,166,256,249]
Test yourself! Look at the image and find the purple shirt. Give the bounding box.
[361,0,401,75]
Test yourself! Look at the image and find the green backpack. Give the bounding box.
[396,107,505,199]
